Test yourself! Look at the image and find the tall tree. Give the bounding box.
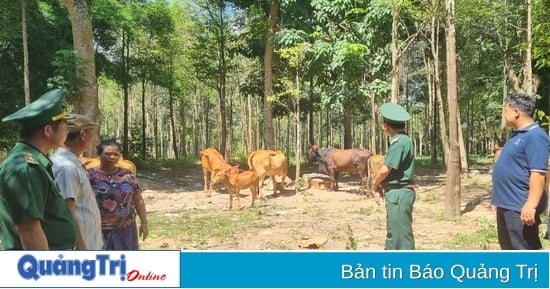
[444,0,461,217]
[62,0,99,123]
[21,0,30,104]
[505,0,537,95]
[263,0,278,149]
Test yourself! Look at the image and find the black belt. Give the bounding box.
[383,184,418,191]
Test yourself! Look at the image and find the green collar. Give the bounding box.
[17,141,53,169]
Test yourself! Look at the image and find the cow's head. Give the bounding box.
[307,145,321,162]
[211,169,227,184]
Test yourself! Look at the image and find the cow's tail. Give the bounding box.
[367,155,378,185]
[247,151,256,171]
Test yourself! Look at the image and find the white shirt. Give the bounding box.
[51,147,104,250]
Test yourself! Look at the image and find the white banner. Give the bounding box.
[0,250,180,288]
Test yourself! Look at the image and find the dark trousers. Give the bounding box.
[384,187,416,250]
[496,207,542,250]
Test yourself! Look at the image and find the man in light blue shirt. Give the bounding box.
[52,114,103,250]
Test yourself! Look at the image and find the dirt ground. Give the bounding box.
[133,160,543,251]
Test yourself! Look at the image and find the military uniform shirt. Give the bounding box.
[0,141,77,250]
[382,131,415,186]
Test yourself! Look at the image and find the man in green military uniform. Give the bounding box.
[371,102,416,250]
[0,89,77,250]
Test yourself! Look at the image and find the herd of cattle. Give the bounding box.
[201,146,386,209]
[201,148,289,209]
[0,146,385,209]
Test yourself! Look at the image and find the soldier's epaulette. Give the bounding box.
[24,152,39,165]
[390,136,400,144]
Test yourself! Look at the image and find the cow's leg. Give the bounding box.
[271,176,279,195]
[235,186,241,209]
[228,189,233,209]
[257,173,266,201]
[203,169,210,195]
[359,172,368,195]
[250,186,256,207]
[207,170,215,197]
[333,171,340,191]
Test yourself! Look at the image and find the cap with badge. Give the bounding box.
[2,89,67,129]
[379,102,411,124]
[65,114,99,133]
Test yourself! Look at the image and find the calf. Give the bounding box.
[200,148,232,196]
[211,166,260,209]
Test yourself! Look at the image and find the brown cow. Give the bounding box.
[307,145,373,192]
[211,166,260,209]
[247,149,289,198]
[200,148,232,197]
[80,156,137,174]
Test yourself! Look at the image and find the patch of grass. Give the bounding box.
[469,154,495,165]
[345,225,358,250]
[433,210,462,222]
[358,207,374,215]
[147,207,272,248]
[446,218,497,250]
[421,191,439,204]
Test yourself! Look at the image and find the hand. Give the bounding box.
[371,183,382,193]
[75,240,87,250]
[139,223,149,241]
[520,205,537,226]
[374,192,383,206]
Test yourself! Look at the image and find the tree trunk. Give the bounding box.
[423,52,437,163]
[122,30,130,157]
[294,68,301,182]
[343,106,352,149]
[141,79,147,159]
[308,79,315,146]
[370,93,377,153]
[218,1,228,159]
[504,0,539,95]
[444,0,461,217]
[430,9,450,167]
[263,0,278,149]
[62,0,99,156]
[390,0,399,103]
[167,55,178,158]
[246,93,254,152]
[21,0,30,104]
[62,0,99,123]
[457,108,468,175]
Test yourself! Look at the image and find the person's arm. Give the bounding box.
[371,165,392,205]
[134,189,148,241]
[65,198,87,250]
[16,219,48,250]
[521,171,546,226]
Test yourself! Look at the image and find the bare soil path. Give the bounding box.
[135,161,547,250]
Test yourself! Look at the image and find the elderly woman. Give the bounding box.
[87,139,148,250]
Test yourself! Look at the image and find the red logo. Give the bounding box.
[126,270,167,281]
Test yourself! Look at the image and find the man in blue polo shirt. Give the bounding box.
[492,92,549,250]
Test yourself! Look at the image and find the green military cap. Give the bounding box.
[379,102,411,124]
[2,89,67,129]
